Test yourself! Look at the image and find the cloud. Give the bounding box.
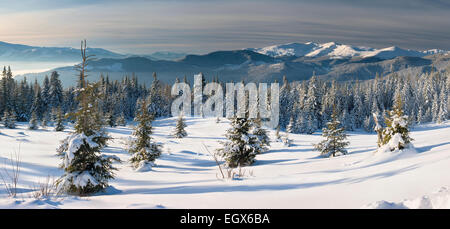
[0,0,449,53]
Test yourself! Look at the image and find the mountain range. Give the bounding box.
[4,41,448,87]
[248,42,447,59]
[0,41,124,62]
[0,41,186,62]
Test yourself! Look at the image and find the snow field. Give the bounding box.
[0,118,449,209]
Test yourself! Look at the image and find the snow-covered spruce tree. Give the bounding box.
[303,75,321,134]
[54,107,65,132]
[172,114,187,138]
[147,72,169,117]
[41,112,49,128]
[28,111,38,130]
[3,110,16,129]
[342,108,354,131]
[116,112,126,126]
[129,98,162,171]
[56,40,119,195]
[106,111,116,127]
[41,75,50,113]
[286,116,294,133]
[50,107,58,126]
[279,75,293,129]
[431,92,440,123]
[437,84,448,123]
[217,117,264,168]
[363,115,374,132]
[294,113,307,134]
[31,80,43,120]
[49,71,64,109]
[380,94,414,152]
[251,117,270,150]
[314,106,349,157]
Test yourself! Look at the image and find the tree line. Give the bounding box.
[0,67,172,128]
[279,70,449,134]
[0,65,448,133]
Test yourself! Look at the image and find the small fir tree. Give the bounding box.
[172,114,187,138]
[381,94,413,151]
[251,117,270,150]
[56,40,119,195]
[286,116,294,133]
[55,107,65,132]
[217,117,264,168]
[437,85,448,123]
[28,111,39,130]
[363,115,374,132]
[3,110,16,129]
[116,112,126,126]
[314,106,349,157]
[416,108,423,124]
[41,113,49,128]
[50,107,58,126]
[106,111,116,127]
[129,98,162,171]
[295,114,307,134]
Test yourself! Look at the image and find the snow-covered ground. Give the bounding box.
[0,117,449,209]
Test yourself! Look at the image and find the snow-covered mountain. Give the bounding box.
[9,40,450,85]
[248,42,448,59]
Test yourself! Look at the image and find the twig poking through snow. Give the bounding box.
[0,146,22,198]
[202,143,225,179]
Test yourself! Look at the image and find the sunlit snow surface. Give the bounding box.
[0,117,449,209]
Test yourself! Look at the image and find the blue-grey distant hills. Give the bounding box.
[0,41,125,62]
[0,41,187,62]
[8,41,450,87]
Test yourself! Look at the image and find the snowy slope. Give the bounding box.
[0,118,450,209]
[249,42,448,59]
[247,42,319,57]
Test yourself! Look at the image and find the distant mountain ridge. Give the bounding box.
[16,51,450,88]
[0,41,125,61]
[7,41,450,87]
[145,51,187,61]
[247,42,448,59]
[0,41,187,62]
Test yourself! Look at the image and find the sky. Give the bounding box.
[0,0,449,54]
